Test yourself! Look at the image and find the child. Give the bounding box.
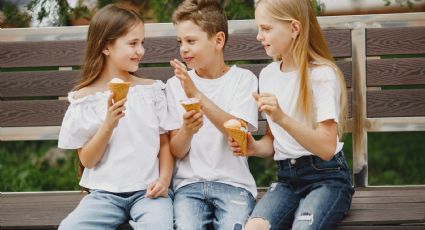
[228,0,354,229]
[57,4,173,230]
[164,0,259,229]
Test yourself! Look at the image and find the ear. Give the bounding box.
[102,46,110,56]
[215,31,226,49]
[290,20,301,39]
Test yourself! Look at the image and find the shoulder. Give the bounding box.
[73,85,105,100]
[132,76,157,86]
[310,64,338,81]
[231,66,257,80]
[260,61,280,76]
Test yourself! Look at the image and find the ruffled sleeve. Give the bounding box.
[58,92,103,149]
[152,81,169,134]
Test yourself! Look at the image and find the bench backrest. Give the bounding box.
[1,13,424,187]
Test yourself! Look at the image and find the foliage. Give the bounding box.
[383,0,425,8]
[1,2,31,28]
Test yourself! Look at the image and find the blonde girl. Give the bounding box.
[228,0,354,229]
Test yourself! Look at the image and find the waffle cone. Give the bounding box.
[181,102,201,112]
[108,82,130,103]
[226,128,247,155]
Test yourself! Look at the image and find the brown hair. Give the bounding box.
[172,0,228,45]
[256,0,348,137]
[73,4,144,91]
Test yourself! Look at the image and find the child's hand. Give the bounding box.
[145,179,169,198]
[182,110,203,134]
[104,93,126,130]
[227,132,256,157]
[170,59,201,99]
[253,92,286,124]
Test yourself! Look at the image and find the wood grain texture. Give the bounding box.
[367,58,425,86]
[0,30,351,68]
[0,100,69,127]
[366,27,425,56]
[367,89,425,117]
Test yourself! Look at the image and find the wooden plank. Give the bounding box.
[366,27,425,56]
[367,58,425,86]
[0,61,351,97]
[367,89,425,117]
[0,30,351,68]
[0,100,68,127]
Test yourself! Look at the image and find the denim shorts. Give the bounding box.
[250,151,354,230]
[174,181,256,230]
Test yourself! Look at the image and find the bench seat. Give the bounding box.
[1,187,424,229]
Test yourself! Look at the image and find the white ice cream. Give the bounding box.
[110,77,124,83]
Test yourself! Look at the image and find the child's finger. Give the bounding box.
[145,183,154,198]
[252,92,259,101]
[148,183,162,198]
[108,93,114,107]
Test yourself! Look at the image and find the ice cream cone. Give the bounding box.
[108,82,131,103]
[180,98,201,112]
[226,128,247,155]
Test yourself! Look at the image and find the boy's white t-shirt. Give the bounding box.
[58,81,169,193]
[165,65,259,197]
[259,61,344,160]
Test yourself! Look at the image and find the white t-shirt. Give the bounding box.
[165,65,259,197]
[58,81,168,193]
[259,61,344,160]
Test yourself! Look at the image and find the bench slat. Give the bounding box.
[1,187,424,229]
[0,100,68,127]
[0,62,351,98]
[367,58,425,86]
[0,30,351,68]
[366,27,425,56]
[367,89,425,117]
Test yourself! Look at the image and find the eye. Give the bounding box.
[129,41,137,46]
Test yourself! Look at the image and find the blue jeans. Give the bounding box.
[59,189,173,230]
[250,151,354,230]
[174,182,256,230]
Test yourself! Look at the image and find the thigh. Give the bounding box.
[58,190,127,230]
[174,183,212,230]
[129,190,173,230]
[210,183,256,230]
[249,182,300,230]
[292,183,353,230]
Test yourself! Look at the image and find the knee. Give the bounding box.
[245,218,270,230]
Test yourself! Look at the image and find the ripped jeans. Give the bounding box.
[174,181,256,230]
[250,151,354,230]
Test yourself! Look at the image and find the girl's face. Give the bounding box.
[175,20,219,70]
[255,3,295,59]
[104,21,145,75]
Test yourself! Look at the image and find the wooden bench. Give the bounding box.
[1,13,425,229]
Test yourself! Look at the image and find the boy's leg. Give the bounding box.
[174,182,213,230]
[129,190,174,230]
[291,183,353,230]
[247,182,300,230]
[58,190,127,230]
[209,182,255,230]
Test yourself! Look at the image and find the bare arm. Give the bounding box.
[78,95,126,168]
[169,110,203,159]
[256,92,337,160]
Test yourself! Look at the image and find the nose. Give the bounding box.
[180,43,188,54]
[256,30,264,42]
[137,44,145,56]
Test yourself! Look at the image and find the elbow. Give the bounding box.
[80,160,96,169]
[318,143,337,161]
[170,147,187,160]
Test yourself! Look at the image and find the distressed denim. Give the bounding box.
[59,189,173,230]
[174,181,256,230]
[250,151,354,230]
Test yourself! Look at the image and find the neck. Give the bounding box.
[100,65,132,83]
[195,61,229,79]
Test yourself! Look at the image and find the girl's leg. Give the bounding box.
[129,190,173,230]
[246,182,300,230]
[58,190,127,230]
[291,183,353,230]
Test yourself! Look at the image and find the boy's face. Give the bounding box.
[175,20,218,69]
[104,21,145,74]
[255,3,294,59]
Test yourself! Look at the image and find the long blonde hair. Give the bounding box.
[256,0,348,137]
[74,4,144,91]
